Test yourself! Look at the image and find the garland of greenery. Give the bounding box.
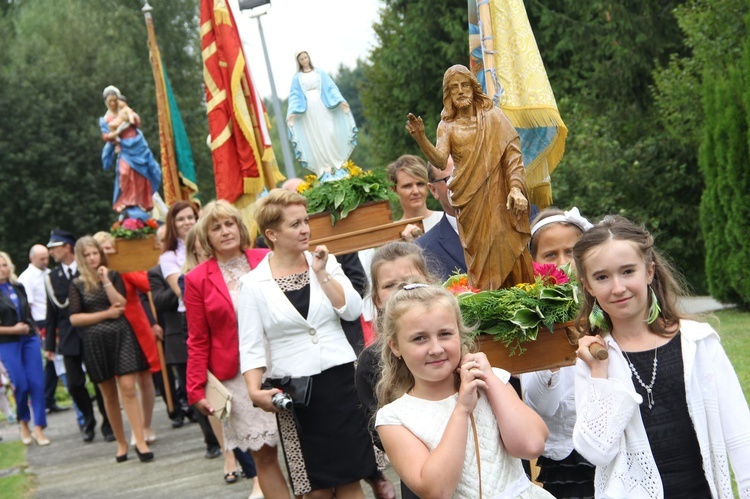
[297,161,396,225]
[445,263,581,355]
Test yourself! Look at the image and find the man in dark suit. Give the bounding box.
[44,230,111,442]
[416,157,468,281]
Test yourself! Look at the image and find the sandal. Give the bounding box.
[224,471,239,484]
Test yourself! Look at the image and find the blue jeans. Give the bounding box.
[0,335,47,427]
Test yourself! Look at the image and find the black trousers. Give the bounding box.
[43,359,59,408]
[63,354,110,434]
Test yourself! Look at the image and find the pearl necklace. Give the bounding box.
[622,347,658,409]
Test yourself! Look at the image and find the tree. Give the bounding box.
[0,0,207,264]
[653,0,747,149]
[653,0,750,303]
[698,57,750,307]
[361,0,468,167]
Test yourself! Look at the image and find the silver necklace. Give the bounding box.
[622,347,658,409]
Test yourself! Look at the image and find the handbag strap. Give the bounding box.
[469,412,482,499]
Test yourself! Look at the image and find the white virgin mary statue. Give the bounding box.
[286,51,357,180]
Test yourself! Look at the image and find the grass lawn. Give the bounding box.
[710,309,750,401]
[708,308,749,497]
[0,440,31,499]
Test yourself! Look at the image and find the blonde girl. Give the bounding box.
[69,236,153,463]
[375,285,552,498]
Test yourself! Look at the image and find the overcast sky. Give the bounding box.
[233,0,382,100]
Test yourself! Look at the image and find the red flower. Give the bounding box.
[145,219,159,229]
[533,262,569,286]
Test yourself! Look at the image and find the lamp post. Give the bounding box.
[238,0,296,180]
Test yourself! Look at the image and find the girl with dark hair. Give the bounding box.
[573,215,749,497]
[520,207,595,498]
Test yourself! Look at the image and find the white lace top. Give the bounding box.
[218,255,251,307]
[573,320,750,499]
[376,368,553,499]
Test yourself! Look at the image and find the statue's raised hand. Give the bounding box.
[405,113,426,139]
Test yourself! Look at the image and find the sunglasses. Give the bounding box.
[429,176,450,185]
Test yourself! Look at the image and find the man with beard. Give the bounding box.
[406,64,534,290]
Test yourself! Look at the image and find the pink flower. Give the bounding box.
[122,218,140,231]
[533,262,569,286]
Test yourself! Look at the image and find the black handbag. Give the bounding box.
[262,376,313,407]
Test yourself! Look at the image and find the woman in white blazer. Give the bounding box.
[238,189,378,499]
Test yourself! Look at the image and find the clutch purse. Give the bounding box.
[262,376,313,408]
[205,371,233,421]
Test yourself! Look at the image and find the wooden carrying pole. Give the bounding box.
[147,291,174,413]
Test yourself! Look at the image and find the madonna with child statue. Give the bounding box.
[99,85,162,222]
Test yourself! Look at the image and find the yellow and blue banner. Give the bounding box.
[469,0,567,208]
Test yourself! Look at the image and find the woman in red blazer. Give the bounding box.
[184,200,289,499]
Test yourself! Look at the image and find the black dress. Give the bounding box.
[69,271,148,384]
[274,271,378,495]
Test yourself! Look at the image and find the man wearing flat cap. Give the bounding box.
[44,230,111,442]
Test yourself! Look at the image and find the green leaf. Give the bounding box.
[509,306,544,329]
[334,189,346,209]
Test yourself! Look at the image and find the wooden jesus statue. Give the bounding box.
[406,64,534,290]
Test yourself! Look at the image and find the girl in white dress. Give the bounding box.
[374,284,553,498]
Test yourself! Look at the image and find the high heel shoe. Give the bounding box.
[115,453,128,463]
[19,425,32,445]
[134,446,154,462]
[144,429,156,443]
[31,432,51,447]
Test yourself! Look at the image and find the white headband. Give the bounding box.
[530,207,593,237]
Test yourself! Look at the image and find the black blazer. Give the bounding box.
[0,282,35,343]
[416,214,468,282]
[338,252,368,356]
[44,266,82,356]
[148,264,186,364]
[147,265,181,334]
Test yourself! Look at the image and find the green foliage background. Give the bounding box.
[2,0,748,302]
[0,0,211,267]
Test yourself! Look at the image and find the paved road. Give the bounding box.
[19,406,399,499]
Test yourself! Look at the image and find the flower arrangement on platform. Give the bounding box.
[297,161,396,225]
[445,262,580,355]
[109,217,159,240]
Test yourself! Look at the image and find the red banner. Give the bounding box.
[200,0,281,203]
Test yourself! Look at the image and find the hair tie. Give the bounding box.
[531,207,593,237]
[402,283,429,291]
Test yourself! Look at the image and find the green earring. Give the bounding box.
[647,286,661,324]
[588,300,608,332]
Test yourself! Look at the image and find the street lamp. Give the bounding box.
[238,0,296,180]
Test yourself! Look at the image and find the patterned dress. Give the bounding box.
[217,256,278,452]
[68,271,148,383]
